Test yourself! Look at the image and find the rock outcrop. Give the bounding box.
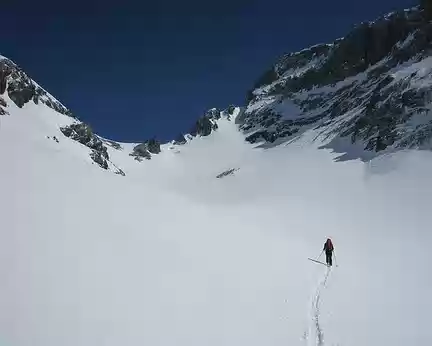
[0,56,119,170]
[130,143,152,161]
[242,4,432,160]
[190,108,221,137]
[146,138,161,154]
[0,56,72,116]
[60,123,110,169]
[216,168,239,179]
[129,138,161,162]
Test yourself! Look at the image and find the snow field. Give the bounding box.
[0,101,431,345]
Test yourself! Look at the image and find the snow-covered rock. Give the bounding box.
[0,56,71,115]
[242,5,432,160]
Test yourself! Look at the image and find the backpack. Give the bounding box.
[326,239,334,251]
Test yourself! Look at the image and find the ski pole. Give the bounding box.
[317,250,324,260]
[333,251,338,267]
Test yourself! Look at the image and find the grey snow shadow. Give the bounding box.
[245,128,378,162]
[243,128,407,178]
[318,136,379,162]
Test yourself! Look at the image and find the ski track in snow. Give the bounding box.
[304,268,332,346]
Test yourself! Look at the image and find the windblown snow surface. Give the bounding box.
[0,98,431,346]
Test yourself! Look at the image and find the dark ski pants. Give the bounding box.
[325,251,333,266]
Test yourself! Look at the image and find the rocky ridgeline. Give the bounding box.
[4,1,432,174]
[60,123,110,169]
[0,56,119,171]
[0,55,237,174]
[131,106,237,160]
[0,57,72,116]
[55,99,235,172]
[0,96,7,115]
[0,48,240,175]
[130,139,161,161]
[242,3,432,160]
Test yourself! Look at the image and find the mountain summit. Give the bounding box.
[0,54,239,175]
[2,3,432,170]
[243,3,432,160]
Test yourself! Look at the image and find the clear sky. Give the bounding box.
[1,0,415,142]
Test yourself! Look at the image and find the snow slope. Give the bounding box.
[1,95,431,346]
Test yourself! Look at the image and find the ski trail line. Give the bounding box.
[303,267,332,346]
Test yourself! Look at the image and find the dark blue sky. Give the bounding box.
[1,0,415,142]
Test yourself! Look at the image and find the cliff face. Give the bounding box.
[242,6,432,160]
[0,56,72,116]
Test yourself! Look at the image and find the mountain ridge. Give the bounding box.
[1,1,432,171]
[242,3,432,161]
[0,54,240,174]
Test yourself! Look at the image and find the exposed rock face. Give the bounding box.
[216,168,239,179]
[0,96,6,115]
[242,5,432,160]
[146,138,161,154]
[226,105,236,115]
[114,167,126,176]
[205,108,221,120]
[173,108,227,145]
[60,123,110,169]
[8,77,36,108]
[0,68,8,95]
[130,143,152,161]
[190,108,221,137]
[129,138,161,161]
[90,150,109,170]
[0,56,118,170]
[190,117,217,137]
[0,52,236,173]
[100,138,122,150]
[0,56,126,173]
[0,57,72,116]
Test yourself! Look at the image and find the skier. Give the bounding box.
[323,238,334,266]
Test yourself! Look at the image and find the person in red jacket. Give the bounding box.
[323,238,334,266]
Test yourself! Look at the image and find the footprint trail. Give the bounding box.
[303,267,332,346]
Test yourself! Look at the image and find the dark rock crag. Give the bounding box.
[0,57,72,116]
[242,3,432,160]
[60,123,110,170]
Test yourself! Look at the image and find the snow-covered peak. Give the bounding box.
[243,4,432,161]
[0,54,71,116]
[0,53,247,177]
